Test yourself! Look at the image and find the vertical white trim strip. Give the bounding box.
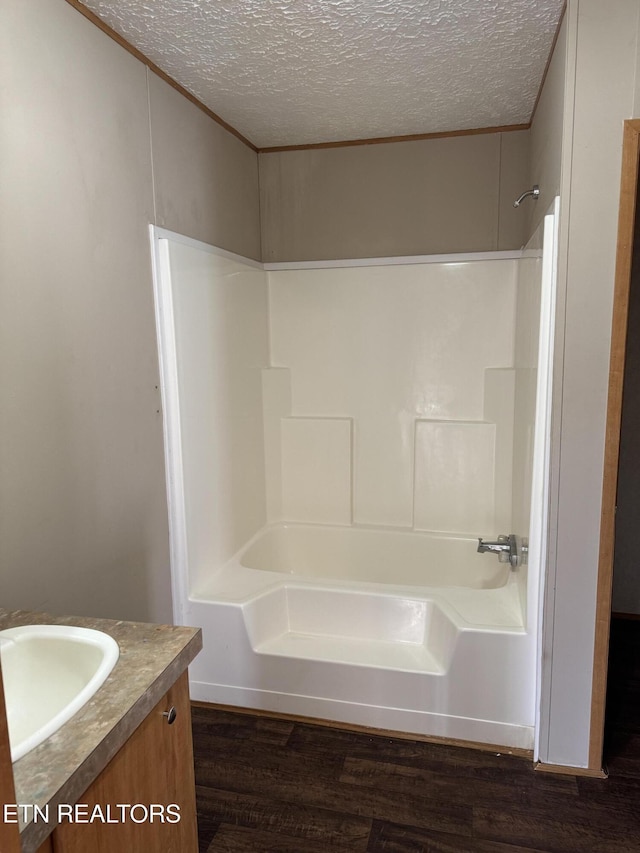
[533,198,560,761]
[149,226,189,626]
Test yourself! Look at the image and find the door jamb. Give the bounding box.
[589,118,640,769]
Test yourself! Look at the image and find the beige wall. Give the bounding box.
[149,75,261,260]
[528,15,567,237]
[0,0,260,623]
[260,131,531,262]
[540,0,640,768]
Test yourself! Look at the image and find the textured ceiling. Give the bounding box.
[79,0,565,149]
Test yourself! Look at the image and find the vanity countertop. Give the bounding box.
[0,608,202,853]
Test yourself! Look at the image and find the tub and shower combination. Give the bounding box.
[151,214,557,752]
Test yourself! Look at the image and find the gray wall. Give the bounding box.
[0,0,260,623]
[540,0,640,768]
[528,14,567,237]
[149,74,260,258]
[260,130,531,261]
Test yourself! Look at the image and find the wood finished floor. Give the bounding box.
[192,617,640,852]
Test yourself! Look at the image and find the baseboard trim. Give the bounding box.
[535,761,608,778]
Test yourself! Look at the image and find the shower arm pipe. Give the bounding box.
[513,185,540,208]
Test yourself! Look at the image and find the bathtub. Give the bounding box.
[186,523,535,750]
[238,523,510,589]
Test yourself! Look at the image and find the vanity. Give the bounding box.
[0,608,202,853]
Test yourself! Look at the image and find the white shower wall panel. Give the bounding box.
[167,241,269,593]
[268,261,518,530]
[280,417,353,524]
[414,420,496,533]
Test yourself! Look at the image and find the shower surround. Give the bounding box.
[152,230,548,749]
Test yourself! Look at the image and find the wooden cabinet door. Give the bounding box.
[0,658,21,853]
[53,671,198,853]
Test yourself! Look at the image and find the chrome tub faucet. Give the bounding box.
[477,534,526,569]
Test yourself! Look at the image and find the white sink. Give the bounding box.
[0,625,119,761]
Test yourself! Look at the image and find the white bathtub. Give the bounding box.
[186,523,534,750]
[239,523,510,589]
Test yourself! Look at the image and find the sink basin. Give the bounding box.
[0,625,119,761]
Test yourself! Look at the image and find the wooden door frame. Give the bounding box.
[589,119,640,769]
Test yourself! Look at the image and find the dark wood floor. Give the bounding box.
[192,617,640,852]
